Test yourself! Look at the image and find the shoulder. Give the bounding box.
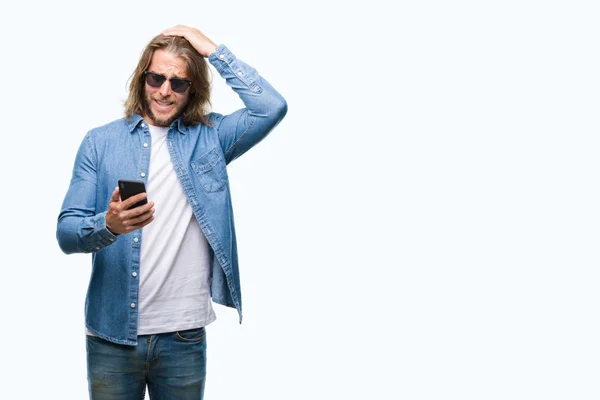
[185,113,225,134]
[206,112,225,129]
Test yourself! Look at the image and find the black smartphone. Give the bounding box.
[118,180,148,210]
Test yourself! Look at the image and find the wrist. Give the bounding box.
[106,222,119,236]
[207,43,218,57]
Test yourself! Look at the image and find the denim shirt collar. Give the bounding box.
[126,114,189,135]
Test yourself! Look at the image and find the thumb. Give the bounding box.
[110,187,121,203]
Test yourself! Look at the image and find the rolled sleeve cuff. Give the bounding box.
[91,212,119,250]
[209,44,232,65]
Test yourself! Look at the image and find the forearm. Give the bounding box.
[209,44,287,118]
[209,45,288,162]
[57,211,117,254]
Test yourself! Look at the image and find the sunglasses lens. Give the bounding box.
[145,72,190,93]
[145,72,165,88]
[170,79,189,94]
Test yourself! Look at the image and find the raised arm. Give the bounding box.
[161,25,288,164]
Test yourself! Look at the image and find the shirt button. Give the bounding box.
[141,123,146,128]
[95,247,100,250]
[109,238,115,242]
[130,303,136,308]
[133,237,139,243]
[237,71,243,76]
[132,272,137,277]
[219,54,225,59]
[143,143,148,148]
[140,172,146,178]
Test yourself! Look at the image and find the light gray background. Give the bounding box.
[1,0,598,399]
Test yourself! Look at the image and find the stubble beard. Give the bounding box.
[144,95,187,127]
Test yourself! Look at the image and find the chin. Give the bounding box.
[143,98,186,127]
[148,107,181,127]
[154,115,176,127]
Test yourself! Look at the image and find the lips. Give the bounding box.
[153,99,175,112]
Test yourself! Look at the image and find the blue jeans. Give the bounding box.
[86,327,207,399]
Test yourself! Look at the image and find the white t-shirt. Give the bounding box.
[137,125,216,334]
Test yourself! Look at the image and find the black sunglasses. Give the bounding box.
[144,71,192,94]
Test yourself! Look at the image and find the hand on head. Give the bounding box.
[161,25,218,57]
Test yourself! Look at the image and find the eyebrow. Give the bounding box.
[148,71,190,80]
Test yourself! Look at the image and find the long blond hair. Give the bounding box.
[124,34,212,126]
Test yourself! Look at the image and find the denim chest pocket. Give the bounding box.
[191,147,227,193]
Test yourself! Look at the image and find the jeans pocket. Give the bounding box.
[176,327,206,342]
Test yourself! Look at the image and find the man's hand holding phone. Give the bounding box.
[106,184,155,235]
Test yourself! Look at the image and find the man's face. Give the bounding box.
[142,49,191,127]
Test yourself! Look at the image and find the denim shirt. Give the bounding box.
[56,44,287,345]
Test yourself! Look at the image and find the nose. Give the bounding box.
[158,80,172,96]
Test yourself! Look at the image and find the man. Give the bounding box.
[56,25,287,399]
